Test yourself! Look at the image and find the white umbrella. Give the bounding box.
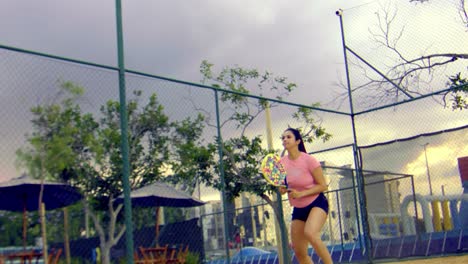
[115,182,205,244]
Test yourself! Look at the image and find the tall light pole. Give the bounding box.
[422,143,433,195]
[422,143,442,231]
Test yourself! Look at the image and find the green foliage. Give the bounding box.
[45,204,86,243]
[0,212,24,246]
[17,84,208,207]
[204,57,322,116]
[167,114,212,194]
[16,82,92,181]
[207,136,271,201]
[198,61,332,202]
[0,211,42,247]
[185,251,200,264]
[15,81,210,260]
[446,72,468,110]
[293,106,332,143]
[164,207,186,223]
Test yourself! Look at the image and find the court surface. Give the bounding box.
[381,254,468,263]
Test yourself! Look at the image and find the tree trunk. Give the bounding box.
[100,244,111,264]
[63,207,71,264]
[85,200,126,264]
[261,193,289,264]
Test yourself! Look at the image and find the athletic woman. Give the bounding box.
[279,128,332,264]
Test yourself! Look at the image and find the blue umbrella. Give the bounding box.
[0,174,82,247]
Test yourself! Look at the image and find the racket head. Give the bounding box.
[260,153,287,187]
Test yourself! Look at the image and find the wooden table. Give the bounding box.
[2,251,43,264]
[137,245,182,264]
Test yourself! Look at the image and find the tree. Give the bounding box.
[445,72,468,110]
[0,212,28,246]
[334,0,467,110]
[16,82,209,264]
[194,60,332,226]
[166,113,213,194]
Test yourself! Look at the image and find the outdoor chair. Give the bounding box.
[48,248,62,264]
[134,251,146,264]
[139,245,168,264]
[166,245,189,264]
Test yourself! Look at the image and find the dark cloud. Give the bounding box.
[1,0,351,104]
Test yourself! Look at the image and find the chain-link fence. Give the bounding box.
[1,1,468,264]
[332,0,468,262]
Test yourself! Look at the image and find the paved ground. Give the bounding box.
[379,254,468,263]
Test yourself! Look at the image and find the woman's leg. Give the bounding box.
[304,208,333,264]
[291,220,313,264]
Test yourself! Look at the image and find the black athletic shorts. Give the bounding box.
[291,193,329,222]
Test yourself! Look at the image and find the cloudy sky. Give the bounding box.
[1,0,465,105]
[0,0,395,106]
[1,0,467,200]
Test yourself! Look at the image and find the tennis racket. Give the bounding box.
[260,153,287,187]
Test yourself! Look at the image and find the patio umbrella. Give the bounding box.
[0,174,82,249]
[115,181,205,244]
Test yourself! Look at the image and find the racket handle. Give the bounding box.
[278,185,288,195]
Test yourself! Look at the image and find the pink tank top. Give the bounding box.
[280,152,321,208]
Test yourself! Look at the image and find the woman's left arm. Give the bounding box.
[291,167,328,199]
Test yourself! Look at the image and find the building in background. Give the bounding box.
[323,162,402,242]
[200,200,224,251]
